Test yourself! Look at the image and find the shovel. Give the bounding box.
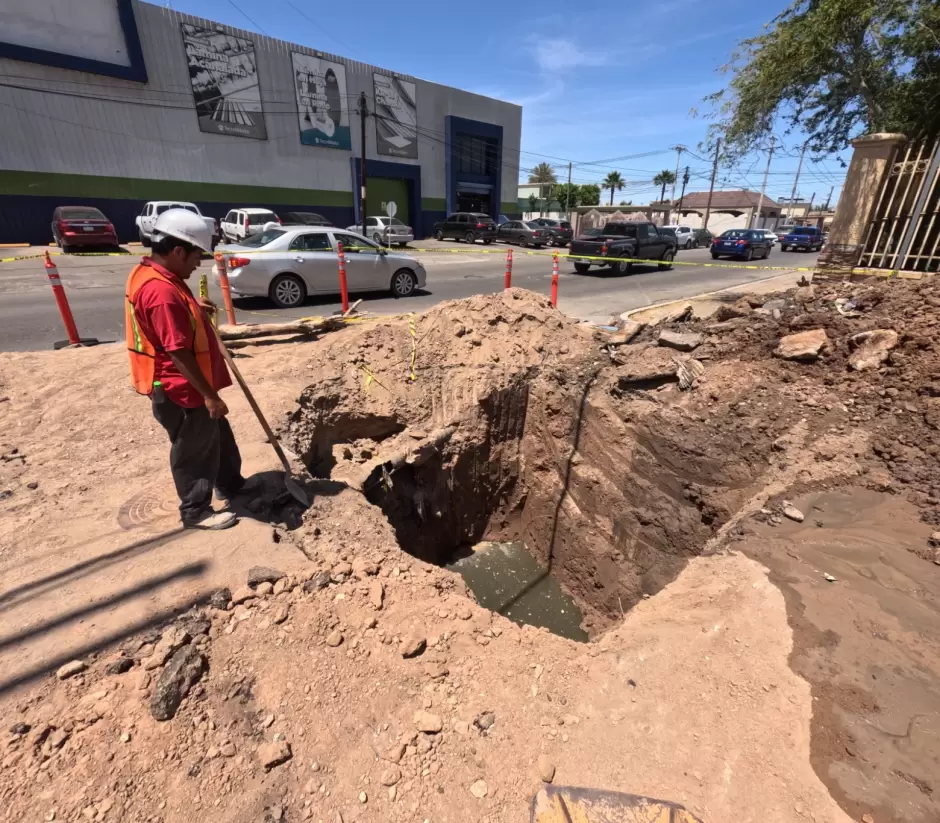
[210,325,309,508]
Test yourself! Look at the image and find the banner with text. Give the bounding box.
[373,74,418,159]
[181,23,266,140]
[290,52,351,150]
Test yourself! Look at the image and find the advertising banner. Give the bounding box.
[373,74,418,159]
[291,52,351,150]
[181,22,266,140]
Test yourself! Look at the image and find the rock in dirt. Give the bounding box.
[209,588,231,610]
[675,358,705,391]
[180,614,211,637]
[615,347,678,386]
[536,754,556,783]
[380,766,402,786]
[231,585,255,605]
[714,301,751,322]
[413,711,443,733]
[369,580,384,610]
[56,660,87,680]
[782,503,804,523]
[401,635,427,658]
[774,329,829,362]
[248,566,286,586]
[657,330,702,352]
[455,603,472,620]
[144,627,191,670]
[606,319,644,346]
[258,739,292,770]
[149,646,207,721]
[469,780,488,799]
[325,630,344,647]
[9,722,30,735]
[474,711,496,732]
[105,657,134,676]
[254,581,274,596]
[848,329,898,371]
[303,572,331,593]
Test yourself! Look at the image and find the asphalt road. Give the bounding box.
[0,241,820,351]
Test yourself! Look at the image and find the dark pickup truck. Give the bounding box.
[568,222,677,274]
[780,225,823,252]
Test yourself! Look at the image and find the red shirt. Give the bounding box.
[133,258,231,408]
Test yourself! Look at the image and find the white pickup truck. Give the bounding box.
[135,201,218,247]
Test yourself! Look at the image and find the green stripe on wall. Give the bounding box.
[0,170,354,208]
[422,197,446,211]
[501,202,519,215]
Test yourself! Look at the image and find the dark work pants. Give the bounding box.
[151,393,245,524]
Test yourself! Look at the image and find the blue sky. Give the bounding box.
[167,0,846,207]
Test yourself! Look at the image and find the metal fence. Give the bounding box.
[860,139,940,273]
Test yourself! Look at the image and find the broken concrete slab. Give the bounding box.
[658,330,703,352]
[774,329,830,362]
[848,329,898,371]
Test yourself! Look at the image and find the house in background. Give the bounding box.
[671,190,783,232]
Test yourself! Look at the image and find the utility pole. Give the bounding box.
[785,141,807,221]
[358,92,368,236]
[703,139,721,231]
[823,185,834,211]
[670,145,685,202]
[677,166,690,214]
[566,161,573,222]
[752,135,775,229]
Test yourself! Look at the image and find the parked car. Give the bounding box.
[710,229,773,260]
[663,224,696,249]
[52,206,118,252]
[220,208,281,243]
[530,218,573,247]
[432,213,497,244]
[568,222,677,274]
[497,214,511,225]
[217,226,426,308]
[495,220,547,248]
[136,201,218,247]
[693,228,714,247]
[280,211,332,227]
[346,216,413,247]
[774,225,797,242]
[780,225,824,252]
[757,229,778,246]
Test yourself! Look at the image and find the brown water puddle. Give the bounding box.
[741,488,940,823]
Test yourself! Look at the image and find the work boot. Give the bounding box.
[184,509,237,530]
[216,475,264,509]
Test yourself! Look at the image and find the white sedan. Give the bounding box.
[346,216,414,246]
[217,226,426,308]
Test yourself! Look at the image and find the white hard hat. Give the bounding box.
[152,208,212,253]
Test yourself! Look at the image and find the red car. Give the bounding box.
[51,206,119,252]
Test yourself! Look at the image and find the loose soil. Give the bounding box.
[1,282,939,822]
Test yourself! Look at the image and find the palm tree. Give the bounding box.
[653,170,677,203]
[528,163,557,216]
[602,171,624,206]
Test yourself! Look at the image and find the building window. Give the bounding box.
[455,133,497,176]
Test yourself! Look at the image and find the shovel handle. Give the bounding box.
[210,325,294,475]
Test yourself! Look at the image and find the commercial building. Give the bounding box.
[0,0,522,244]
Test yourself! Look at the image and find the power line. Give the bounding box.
[225,0,269,35]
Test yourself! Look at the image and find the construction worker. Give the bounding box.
[125,208,254,530]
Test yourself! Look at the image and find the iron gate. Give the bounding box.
[860,139,940,273]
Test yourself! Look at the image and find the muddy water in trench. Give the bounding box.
[446,541,589,642]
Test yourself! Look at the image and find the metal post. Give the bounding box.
[359,92,368,237]
[786,142,807,221]
[677,166,689,214]
[753,136,775,228]
[670,145,684,202]
[566,161,573,222]
[703,139,721,231]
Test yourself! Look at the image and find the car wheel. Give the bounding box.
[710,253,720,260]
[391,268,417,298]
[764,247,771,259]
[464,231,476,244]
[138,229,152,248]
[483,238,493,245]
[545,236,554,247]
[658,250,675,270]
[781,245,788,252]
[397,242,408,248]
[743,248,754,261]
[373,233,384,246]
[574,263,590,274]
[518,236,528,247]
[435,229,444,241]
[614,258,632,275]
[269,274,307,308]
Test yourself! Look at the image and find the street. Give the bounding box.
[0,241,820,351]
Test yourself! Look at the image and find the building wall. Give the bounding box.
[0,0,521,243]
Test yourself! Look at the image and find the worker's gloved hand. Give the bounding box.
[205,396,229,419]
[198,297,217,314]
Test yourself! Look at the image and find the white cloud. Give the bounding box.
[528,37,609,74]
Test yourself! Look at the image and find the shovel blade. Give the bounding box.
[285,475,309,508]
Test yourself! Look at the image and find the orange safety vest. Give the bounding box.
[125,262,214,395]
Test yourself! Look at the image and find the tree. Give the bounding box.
[602,172,625,206]
[554,183,581,212]
[704,0,940,159]
[527,193,538,214]
[580,184,601,206]
[653,170,677,202]
[528,163,557,216]
[619,200,633,206]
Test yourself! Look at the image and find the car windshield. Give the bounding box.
[583,227,604,236]
[790,227,816,235]
[60,208,105,220]
[721,230,750,238]
[525,221,541,229]
[660,228,677,236]
[241,228,286,247]
[541,219,560,226]
[388,217,406,226]
[559,221,571,229]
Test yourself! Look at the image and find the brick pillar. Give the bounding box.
[816,132,907,276]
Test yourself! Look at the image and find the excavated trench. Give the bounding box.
[288,356,774,638]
